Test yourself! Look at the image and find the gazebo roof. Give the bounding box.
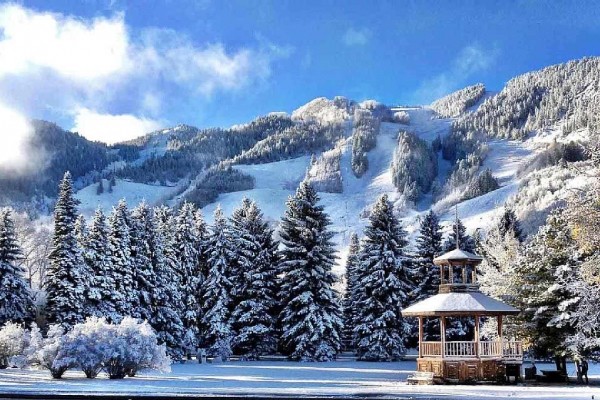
[402,291,520,317]
[433,248,483,265]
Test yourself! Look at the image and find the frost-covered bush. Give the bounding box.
[21,318,170,379]
[0,323,26,369]
[104,317,170,379]
[30,325,74,379]
[62,317,112,378]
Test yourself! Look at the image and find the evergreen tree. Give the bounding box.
[353,194,412,361]
[0,208,34,326]
[342,233,360,348]
[153,206,186,360]
[46,172,87,329]
[96,180,104,195]
[442,218,475,253]
[278,181,343,361]
[85,209,118,322]
[174,202,202,358]
[73,214,97,319]
[413,210,443,341]
[513,210,581,365]
[130,202,158,322]
[199,206,234,360]
[497,206,523,241]
[107,199,133,318]
[230,200,279,359]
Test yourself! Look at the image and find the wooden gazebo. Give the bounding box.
[402,248,523,382]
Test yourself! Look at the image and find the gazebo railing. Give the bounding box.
[421,340,523,359]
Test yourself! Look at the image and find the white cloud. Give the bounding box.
[413,43,499,104]
[0,103,40,173]
[72,108,162,144]
[0,4,289,143]
[0,4,130,82]
[342,28,371,46]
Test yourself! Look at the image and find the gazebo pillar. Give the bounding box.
[474,315,480,357]
[418,316,423,358]
[497,315,503,338]
[440,316,446,358]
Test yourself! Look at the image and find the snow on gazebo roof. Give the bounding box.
[402,291,520,317]
[433,248,483,265]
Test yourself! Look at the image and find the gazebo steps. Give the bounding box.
[407,371,435,385]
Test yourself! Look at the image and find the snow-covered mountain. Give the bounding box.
[1,57,598,264]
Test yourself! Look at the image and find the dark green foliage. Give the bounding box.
[391,131,438,201]
[463,169,500,200]
[0,121,110,204]
[518,140,588,175]
[234,121,344,165]
[184,166,255,208]
[351,110,380,177]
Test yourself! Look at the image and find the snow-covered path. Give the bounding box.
[0,361,598,399]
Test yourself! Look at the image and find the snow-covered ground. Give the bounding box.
[0,360,598,399]
[76,178,180,217]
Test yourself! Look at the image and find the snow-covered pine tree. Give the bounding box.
[442,218,475,253]
[228,199,250,316]
[199,206,234,360]
[130,202,158,322]
[74,214,97,319]
[497,206,523,241]
[353,194,412,361]
[412,210,443,341]
[0,208,34,326]
[153,206,185,360]
[414,210,443,300]
[513,209,581,364]
[84,209,118,322]
[46,172,87,329]
[174,202,201,358]
[230,200,279,359]
[193,208,209,293]
[107,199,133,319]
[342,233,360,349]
[278,181,343,361]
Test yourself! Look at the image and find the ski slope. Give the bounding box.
[200,107,540,258]
[76,179,179,217]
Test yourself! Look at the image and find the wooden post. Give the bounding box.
[440,264,444,284]
[462,265,467,284]
[475,315,480,358]
[449,264,453,284]
[497,315,503,338]
[418,316,423,358]
[440,316,446,358]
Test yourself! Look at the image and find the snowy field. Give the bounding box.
[1,360,599,399]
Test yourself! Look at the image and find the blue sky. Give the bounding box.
[0,0,599,144]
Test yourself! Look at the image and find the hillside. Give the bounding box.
[1,57,598,260]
